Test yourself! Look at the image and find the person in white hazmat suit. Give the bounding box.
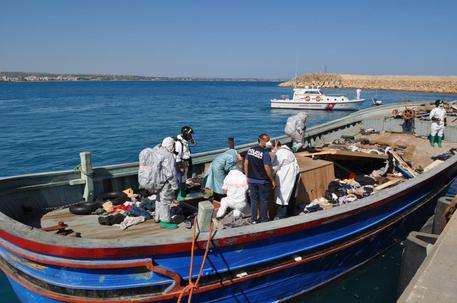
[216,167,249,219]
[429,99,447,147]
[284,112,308,152]
[138,137,179,228]
[272,140,300,219]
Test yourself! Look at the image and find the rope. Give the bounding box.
[177,216,214,303]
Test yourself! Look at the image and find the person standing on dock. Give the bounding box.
[138,137,179,229]
[429,100,447,147]
[284,112,308,152]
[175,126,194,195]
[244,133,276,224]
[205,137,242,201]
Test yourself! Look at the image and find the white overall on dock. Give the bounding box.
[271,87,365,110]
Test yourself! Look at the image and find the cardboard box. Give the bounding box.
[295,157,335,204]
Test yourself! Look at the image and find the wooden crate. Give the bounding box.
[295,157,335,204]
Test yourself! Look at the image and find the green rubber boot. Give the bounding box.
[429,135,435,147]
[160,221,178,229]
[437,136,443,148]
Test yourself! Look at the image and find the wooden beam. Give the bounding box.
[296,149,388,160]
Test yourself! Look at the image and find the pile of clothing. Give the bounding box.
[304,175,377,214]
[97,192,157,230]
[323,175,375,206]
[95,187,196,230]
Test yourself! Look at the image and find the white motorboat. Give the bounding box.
[271,87,365,110]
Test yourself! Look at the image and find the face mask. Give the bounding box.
[439,104,444,108]
[265,141,273,148]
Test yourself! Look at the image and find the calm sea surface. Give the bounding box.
[1,81,456,302]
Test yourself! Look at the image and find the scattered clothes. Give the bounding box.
[332,138,347,145]
[347,187,365,197]
[122,188,138,199]
[113,202,133,213]
[355,175,376,186]
[98,213,126,226]
[102,201,114,213]
[170,205,184,217]
[338,196,348,205]
[112,197,129,206]
[119,216,145,230]
[360,128,379,135]
[127,204,151,219]
[216,210,251,229]
[341,135,355,142]
[346,194,358,202]
[140,197,156,211]
[92,208,105,215]
[303,204,323,213]
[432,148,457,161]
[183,219,193,229]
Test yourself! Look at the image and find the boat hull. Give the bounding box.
[271,99,365,110]
[1,167,454,303]
[1,182,444,303]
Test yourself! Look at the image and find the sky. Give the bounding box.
[0,0,456,79]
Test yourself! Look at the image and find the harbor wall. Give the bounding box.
[280,73,457,94]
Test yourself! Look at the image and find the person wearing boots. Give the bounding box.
[429,100,447,147]
[175,126,194,195]
[138,137,179,229]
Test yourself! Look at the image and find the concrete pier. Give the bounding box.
[398,200,457,302]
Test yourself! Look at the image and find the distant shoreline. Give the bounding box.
[280,73,457,94]
[0,72,283,83]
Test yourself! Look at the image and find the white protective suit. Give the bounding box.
[175,134,191,182]
[272,145,300,206]
[429,107,446,137]
[216,169,249,218]
[284,112,308,151]
[138,137,178,222]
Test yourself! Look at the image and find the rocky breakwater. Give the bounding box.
[280,73,457,94]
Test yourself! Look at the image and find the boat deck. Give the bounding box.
[39,133,457,240]
[41,208,187,239]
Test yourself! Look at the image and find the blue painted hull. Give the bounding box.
[1,174,447,303]
[5,188,437,303]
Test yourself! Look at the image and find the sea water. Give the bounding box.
[1,81,456,302]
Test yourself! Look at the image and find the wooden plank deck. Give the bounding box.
[40,208,188,240]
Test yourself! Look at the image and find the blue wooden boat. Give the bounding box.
[1,102,456,303]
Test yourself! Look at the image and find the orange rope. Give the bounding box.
[177,216,214,303]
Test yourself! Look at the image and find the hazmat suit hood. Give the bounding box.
[161,137,175,153]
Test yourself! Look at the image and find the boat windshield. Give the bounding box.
[304,90,321,95]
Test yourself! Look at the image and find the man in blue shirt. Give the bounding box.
[244,133,276,223]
